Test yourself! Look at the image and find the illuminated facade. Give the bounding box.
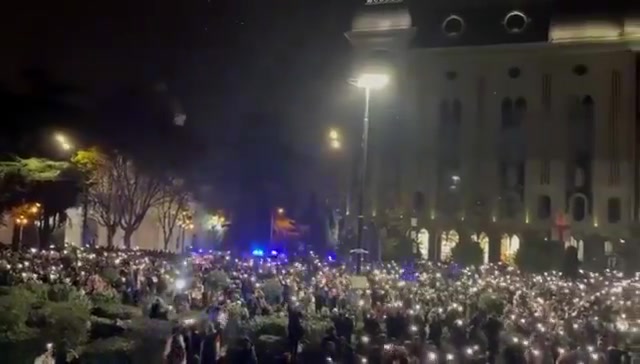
[347,0,640,263]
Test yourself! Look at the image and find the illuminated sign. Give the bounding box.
[365,0,403,5]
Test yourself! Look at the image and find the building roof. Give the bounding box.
[349,0,640,48]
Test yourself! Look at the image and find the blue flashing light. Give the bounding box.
[252,249,265,257]
[327,251,337,262]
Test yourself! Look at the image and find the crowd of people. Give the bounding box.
[0,244,638,364]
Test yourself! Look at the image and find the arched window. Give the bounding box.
[607,198,621,223]
[501,98,513,129]
[537,195,551,219]
[440,230,459,261]
[452,99,462,125]
[514,97,527,127]
[604,241,613,256]
[571,196,587,221]
[417,229,429,259]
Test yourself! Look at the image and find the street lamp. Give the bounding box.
[55,133,73,151]
[54,133,91,248]
[15,215,28,248]
[349,72,389,274]
[328,128,342,150]
[270,208,285,243]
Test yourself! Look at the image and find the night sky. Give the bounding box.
[1,0,360,155]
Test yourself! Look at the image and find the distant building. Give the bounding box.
[63,205,201,252]
[346,0,640,263]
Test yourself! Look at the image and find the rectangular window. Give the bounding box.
[607,197,621,223]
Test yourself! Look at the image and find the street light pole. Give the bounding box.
[355,87,371,274]
[81,181,89,247]
[349,73,388,274]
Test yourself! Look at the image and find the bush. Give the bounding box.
[515,240,564,273]
[19,282,49,303]
[451,241,484,267]
[78,336,135,363]
[0,287,38,341]
[241,316,332,345]
[122,318,173,364]
[89,316,126,339]
[92,303,142,321]
[89,288,121,306]
[253,335,288,362]
[100,267,121,287]
[242,316,288,338]
[48,284,92,310]
[41,301,92,349]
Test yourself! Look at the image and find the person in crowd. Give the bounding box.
[33,343,55,364]
[288,307,305,362]
[200,323,219,364]
[483,313,502,364]
[235,337,258,364]
[164,326,187,364]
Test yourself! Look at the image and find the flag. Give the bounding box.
[273,214,302,239]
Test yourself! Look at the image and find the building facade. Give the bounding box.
[347,0,640,263]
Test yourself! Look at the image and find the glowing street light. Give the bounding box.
[277,208,285,215]
[329,129,339,140]
[54,133,73,152]
[330,139,341,150]
[55,133,67,144]
[15,215,28,247]
[353,73,389,90]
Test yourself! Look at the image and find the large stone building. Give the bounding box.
[346,0,640,263]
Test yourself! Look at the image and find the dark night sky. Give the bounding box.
[0,0,359,156]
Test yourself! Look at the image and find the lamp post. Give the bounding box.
[349,73,389,274]
[15,215,28,248]
[270,208,285,243]
[54,133,91,248]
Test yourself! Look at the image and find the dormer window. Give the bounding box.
[504,11,529,34]
[442,15,465,37]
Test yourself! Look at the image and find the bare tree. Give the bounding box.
[76,150,123,248]
[156,178,189,251]
[114,155,163,249]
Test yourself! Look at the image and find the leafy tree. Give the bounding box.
[156,178,189,250]
[451,240,484,267]
[0,157,78,249]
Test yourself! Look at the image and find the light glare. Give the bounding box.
[356,73,389,90]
